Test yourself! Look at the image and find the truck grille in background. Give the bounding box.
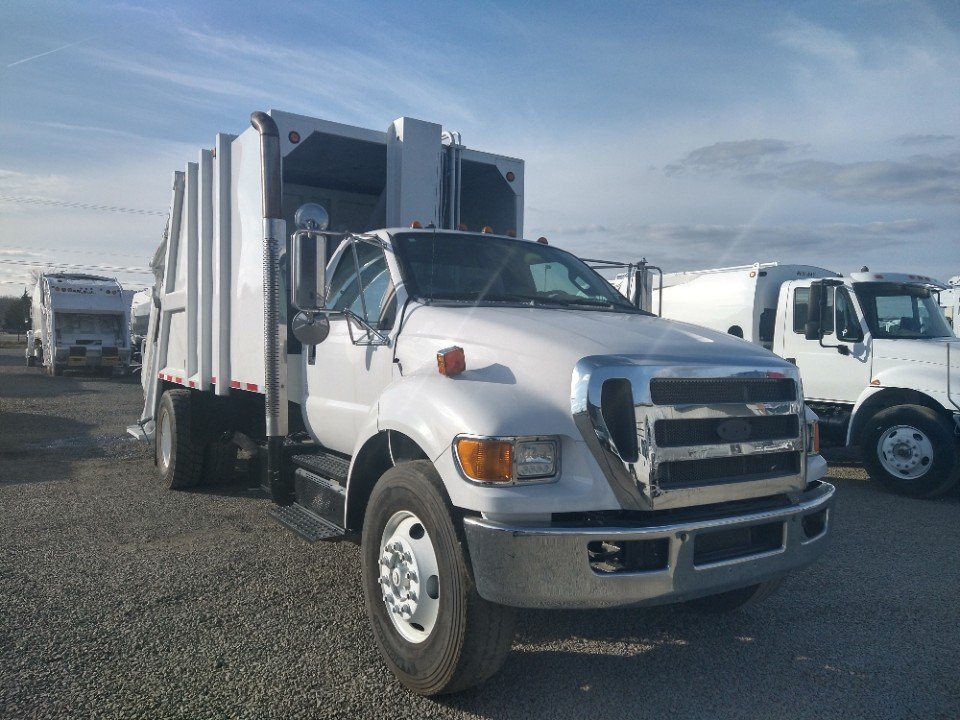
[655,415,798,447]
[658,451,800,488]
[649,378,795,405]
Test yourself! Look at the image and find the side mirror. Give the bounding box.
[804,281,825,340]
[290,203,330,311]
[290,232,327,310]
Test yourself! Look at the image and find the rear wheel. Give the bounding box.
[861,405,959,498]
[686,577,784,613]
[361,461,516,696]
[156,390,204,489]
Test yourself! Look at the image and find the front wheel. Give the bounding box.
[861,405,960,498]
[361,461,516,696]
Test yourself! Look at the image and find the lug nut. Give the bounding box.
[406,571,417,582]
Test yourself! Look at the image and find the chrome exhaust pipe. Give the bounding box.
[250,111,289,502]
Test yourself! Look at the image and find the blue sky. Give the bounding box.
[1,0,958,292]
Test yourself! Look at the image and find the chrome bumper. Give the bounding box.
[463,481,834,609]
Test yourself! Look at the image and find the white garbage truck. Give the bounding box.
[26,272,132,375]
[646,263,960,498]
[132,111,834,695]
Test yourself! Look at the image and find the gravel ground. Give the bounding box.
[1,345,958,719]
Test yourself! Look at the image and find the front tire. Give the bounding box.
[156,390,204,489]
[861,405,959,498]
[361,461,516,696]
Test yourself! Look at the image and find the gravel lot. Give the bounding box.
[1,345,958,719]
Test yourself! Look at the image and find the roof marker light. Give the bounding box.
[506,229,516,238]
[537,237,549,245]
[457,223,468,231]
[288,131,301,144]
[410,220,423,228]
[482,226,493,234]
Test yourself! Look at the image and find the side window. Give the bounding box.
[822,288,835,335]
[793,288,810,333]
[327,241,396,329]
[835,288,861,342]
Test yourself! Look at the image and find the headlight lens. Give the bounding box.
[515,440,558,478]
[454,436,558,484]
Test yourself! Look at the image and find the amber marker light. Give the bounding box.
[456,438,513,482]
[288,131,301,144]
[410,220,423,228]
[437,346,466,377]
[537,237,549,245]
[481,226,494,234]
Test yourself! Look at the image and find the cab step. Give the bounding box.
[291,451,350,484]
[270,503,344,543]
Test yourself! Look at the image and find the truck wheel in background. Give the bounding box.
[26,354,36,367]
[861,404,960,498]
[685,577,784,613]
[156,390,205,490]
[361,460,517,696]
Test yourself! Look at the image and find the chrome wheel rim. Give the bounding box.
[378,510,440,643]
[159,411,172,471]
[877,424,933,480]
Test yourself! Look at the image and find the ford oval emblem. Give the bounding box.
[717,418,752,443]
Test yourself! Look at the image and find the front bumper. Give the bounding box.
[463,480,834,609]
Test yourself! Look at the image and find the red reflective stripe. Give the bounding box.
[210,376,217,384]
[188,380,196,388]
[174,376,183,384]
[230,380,241,389]
[245,383,258,392]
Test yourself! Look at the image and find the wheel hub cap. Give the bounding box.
[378,511,440,643]
[877,425,933,480]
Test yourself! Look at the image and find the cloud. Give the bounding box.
[543,219,937,274]
[665,139,960,206]
[771,154,960,205]
[894,134,956,147]
[665,139,801,175]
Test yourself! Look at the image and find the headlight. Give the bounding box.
[454,436,559,484]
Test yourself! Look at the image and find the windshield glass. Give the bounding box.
[56,313,122,336]
[853,283,954,339]
[392,232,640,312]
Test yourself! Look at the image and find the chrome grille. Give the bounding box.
[572,357,807,511]
[658,451,801,488]
[654,415,799,448]
[649,377,795,404]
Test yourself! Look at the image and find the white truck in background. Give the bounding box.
[132,110,833,695]
[26,272,132,376]
[643,263,960,498]
[939,275,960,327]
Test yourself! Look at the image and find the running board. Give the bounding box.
[270,503,345,543]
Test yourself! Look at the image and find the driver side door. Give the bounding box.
[301,239,398,455]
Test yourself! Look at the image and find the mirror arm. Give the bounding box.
[342,309,391,347]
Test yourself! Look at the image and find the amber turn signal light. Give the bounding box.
[456,438,513,482]
[437,346,466,377]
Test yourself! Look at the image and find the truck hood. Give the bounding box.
[396,304,790,376]
[872,337,960,368]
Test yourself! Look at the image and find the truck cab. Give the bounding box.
[774,272,959,497]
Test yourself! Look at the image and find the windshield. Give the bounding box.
[392,232,641,312]
[853,283,954,339]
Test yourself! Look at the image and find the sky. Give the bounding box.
[1,0,959,295]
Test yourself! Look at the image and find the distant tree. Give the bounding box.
[2,290,30,329]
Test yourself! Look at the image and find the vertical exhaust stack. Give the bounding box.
[250,111,289,502]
